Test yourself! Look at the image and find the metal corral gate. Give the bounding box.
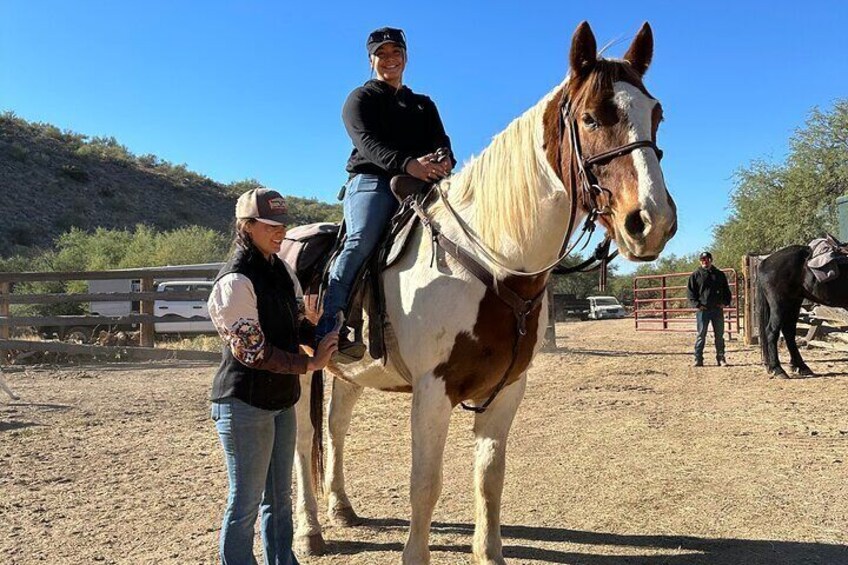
[633,269,741,338]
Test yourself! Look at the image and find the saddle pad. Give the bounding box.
[277,222,339,293]
[278,223,339,272]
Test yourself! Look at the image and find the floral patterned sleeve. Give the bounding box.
[208,273,309,374]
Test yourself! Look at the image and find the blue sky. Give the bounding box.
[2,1,846,271]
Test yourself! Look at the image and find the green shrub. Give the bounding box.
[60,164,90,183]
[137,153,160,168]
[75,136,133,164]
[8,142,28,162]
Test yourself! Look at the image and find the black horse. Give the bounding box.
[757,243,848,378]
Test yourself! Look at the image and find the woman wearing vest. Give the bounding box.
[208,188,339,565]
[313,26,456,361]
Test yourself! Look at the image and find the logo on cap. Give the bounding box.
[267,197,287,213]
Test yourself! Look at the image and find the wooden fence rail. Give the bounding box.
[0,266,221,360]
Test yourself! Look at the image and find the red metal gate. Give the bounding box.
[633,269,741,338]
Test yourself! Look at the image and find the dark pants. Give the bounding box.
[694,307,725,362]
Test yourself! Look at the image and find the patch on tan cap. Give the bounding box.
[267,197,287,212]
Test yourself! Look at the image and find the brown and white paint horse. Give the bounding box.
[294,21,677,564]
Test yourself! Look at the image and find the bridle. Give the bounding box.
[554,85,664,273]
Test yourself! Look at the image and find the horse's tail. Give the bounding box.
[309,369,325,495]
[757,276,770,366]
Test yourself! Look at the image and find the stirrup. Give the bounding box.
[332,337,366,364]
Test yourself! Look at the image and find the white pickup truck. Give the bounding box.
[154,280,215,333]
[587,296,628,320]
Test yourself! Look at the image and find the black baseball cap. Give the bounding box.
[236,188,291,226]
[367,27,407,55]
[699,251,713,260]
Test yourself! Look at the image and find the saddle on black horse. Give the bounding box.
[277,175,435,362]
[807,233,848,283]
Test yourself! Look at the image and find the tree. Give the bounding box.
[5,225,230,317]
[712,99,848,265]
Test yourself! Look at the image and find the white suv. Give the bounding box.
[154,281,216,334]
[587,296,628,320]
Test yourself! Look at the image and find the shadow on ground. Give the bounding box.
[0,420,39,432]
[326,518,846,565]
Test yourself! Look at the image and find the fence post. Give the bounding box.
[139,276,155,347]
[0,282,9,340]
[632,278,638,330]
[544,286,557,348]
[661,275,668,330]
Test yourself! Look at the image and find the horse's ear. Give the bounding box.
[569,21,597,80]
[623,22,653,77]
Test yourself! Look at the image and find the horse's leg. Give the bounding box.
[293,372,325,555]
[764,298,789,378]
[326,377,364,526]
[783,299,813,376]
[472,375,527,565]
[403,374,453,565]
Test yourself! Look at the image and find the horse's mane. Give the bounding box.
[439,58,644,253]
[438,86,564,252]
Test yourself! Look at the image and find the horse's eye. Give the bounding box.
[581,113,598,129]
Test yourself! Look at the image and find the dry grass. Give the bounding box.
[1,320,846,564]
[157,334,221,352]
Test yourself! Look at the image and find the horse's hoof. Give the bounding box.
[330,505,363,527]
[769,369,790,379]
[792,366,815,377]
[294,533,326,556]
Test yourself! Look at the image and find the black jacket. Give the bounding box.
[687,266,732,309]
[211,246,304,410]
[343,79,455,177]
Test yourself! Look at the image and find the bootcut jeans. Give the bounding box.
[212,397,300,565]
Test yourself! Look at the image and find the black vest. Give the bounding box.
[211,245,301,410]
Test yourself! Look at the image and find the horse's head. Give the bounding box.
[546,21,677,261]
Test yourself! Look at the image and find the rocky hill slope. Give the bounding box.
[0,112,340,256]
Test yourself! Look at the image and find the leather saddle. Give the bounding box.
[807,233,848,284]
[278,175,434,359]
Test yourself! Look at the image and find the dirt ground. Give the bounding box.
[1,320,846,565]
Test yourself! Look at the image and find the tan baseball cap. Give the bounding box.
[235,188,292,226]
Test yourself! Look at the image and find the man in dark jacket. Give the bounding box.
[687,251,732,366]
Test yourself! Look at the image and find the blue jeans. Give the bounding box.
[695,307,725,361]
[316,173,398,337]
[212,398,300,565]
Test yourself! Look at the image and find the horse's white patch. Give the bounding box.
[612,81,668,214]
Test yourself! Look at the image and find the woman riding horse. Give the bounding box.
[314,26,456,361]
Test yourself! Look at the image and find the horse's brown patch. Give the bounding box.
[542,86,569,181]
[434,274,548,406]
[542,59,652,190]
